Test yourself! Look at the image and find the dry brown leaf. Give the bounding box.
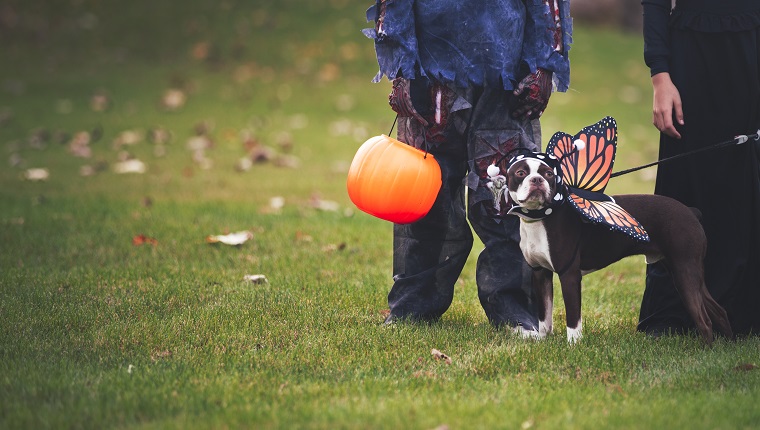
[431,348,452,365]
[733,363,757,372]
[132,234,158,246]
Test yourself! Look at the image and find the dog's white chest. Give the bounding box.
[519,221,554,271]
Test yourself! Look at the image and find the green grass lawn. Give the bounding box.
[1,1,759,429]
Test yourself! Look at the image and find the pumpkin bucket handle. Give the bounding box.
[387,113,431,160]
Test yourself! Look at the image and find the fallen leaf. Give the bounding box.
[733,363,757,372]
[161,89,186,110]
[431,348,452,365]
[68,131,92,158]
[322,242,346,253]
[259,196,285,214]
[243,274,268,284]
[113,159,146,174]
[310,194,340,212]
[235,156,253,172]
[112,129,143,148]
[132,234,158,246]
[23,168,49,181]
[249,145,275,163]
[206,230,253,246]
[269,196,285,210]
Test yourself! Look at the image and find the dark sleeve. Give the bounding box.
[523,0,572,92]
[363,0,419,83]
[642,0,671,76]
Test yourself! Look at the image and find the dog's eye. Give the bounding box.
[516,169,526,178]
[544,170,554,178]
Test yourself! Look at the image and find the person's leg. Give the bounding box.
[387,150,473,322]
[465,85,541,330]
[386,80,474,322]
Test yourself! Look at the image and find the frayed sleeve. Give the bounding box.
[522,0,572,92]
[363,0,420,83]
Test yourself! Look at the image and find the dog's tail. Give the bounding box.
[702,285,734,340]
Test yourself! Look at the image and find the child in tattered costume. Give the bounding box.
[363,0,572,335]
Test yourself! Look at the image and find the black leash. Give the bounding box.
[610,130,760,178]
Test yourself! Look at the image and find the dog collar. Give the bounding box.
[507,183,567,221]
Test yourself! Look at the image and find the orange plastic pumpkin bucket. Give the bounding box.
[347,135,442,224]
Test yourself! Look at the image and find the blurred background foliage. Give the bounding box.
[0,0,658,206]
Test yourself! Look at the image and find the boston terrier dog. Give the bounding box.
[504,155,733,345]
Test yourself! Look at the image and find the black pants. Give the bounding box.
[638,26,760,336]
[387,81,541,330]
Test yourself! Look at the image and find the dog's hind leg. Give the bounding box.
[702,285,734,340]
[533,268,554,338]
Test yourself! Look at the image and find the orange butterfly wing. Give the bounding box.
[546,116,617,193]
[548,117,649,242]
[568,194,650,241]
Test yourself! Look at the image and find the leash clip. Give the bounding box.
[736,135,749,145]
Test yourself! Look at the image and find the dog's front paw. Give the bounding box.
[566,319,583,344]
[512,325,545,340]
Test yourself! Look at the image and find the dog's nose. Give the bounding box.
[530,176,544,185]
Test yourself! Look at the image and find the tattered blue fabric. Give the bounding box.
[363,0,572,92]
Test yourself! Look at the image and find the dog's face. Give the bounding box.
[507,158,557,210]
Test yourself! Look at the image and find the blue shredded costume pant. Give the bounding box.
[388,81,541,329]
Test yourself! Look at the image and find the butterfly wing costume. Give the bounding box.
[506,117,649,242]
[544,116,649,241]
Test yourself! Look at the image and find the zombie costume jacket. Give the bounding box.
[363,0,572,92]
